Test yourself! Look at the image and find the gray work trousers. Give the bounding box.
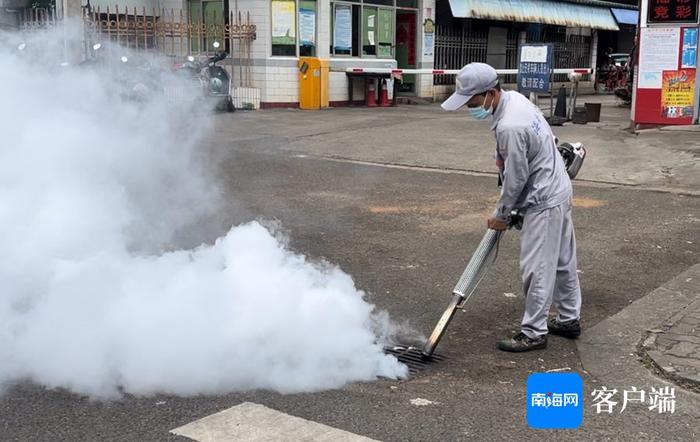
[519,199,582,338]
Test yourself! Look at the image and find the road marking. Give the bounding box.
[289,153,700,197]
[573,196,607,208]
[409,398,437,406]
[170,402,378,442]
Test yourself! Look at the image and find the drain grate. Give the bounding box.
[384,346,447,375]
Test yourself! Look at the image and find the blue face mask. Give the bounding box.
[468,93,494,120]
[469,106,491,119]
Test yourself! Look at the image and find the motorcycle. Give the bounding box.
[205,41,235,112]
[115,53,164,103]
[614,85,632,105]
[172,41,234,112]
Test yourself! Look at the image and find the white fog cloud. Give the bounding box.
[0,29,407,399]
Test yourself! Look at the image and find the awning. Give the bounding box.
[610,8,639,26]
[447,0,620,31]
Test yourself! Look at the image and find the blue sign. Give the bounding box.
[334,5,352,52]
[526,373,583,429]
[683,27,698,46]
[517,44,553,93]
[682,28,698,68]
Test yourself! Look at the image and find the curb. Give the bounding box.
[577,263,700,395]
[638,295,700,393]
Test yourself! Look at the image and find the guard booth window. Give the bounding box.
[331,1,395,58]
[272,0,318,57]
[189,0,225,53]
[299,1,318,56]
[272,0,296,56]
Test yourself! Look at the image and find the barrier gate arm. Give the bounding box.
[336,67,592,75]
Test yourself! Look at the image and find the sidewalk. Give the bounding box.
[641,276,700,391]
[579,263,700,401]
[220,94,700,195]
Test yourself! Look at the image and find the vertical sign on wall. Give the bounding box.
[423,16,434,57]
[271,0,296,45]
[299,3,316,47]
[334,4,352,52]
[682,27,698,68]
[638,27,680,88]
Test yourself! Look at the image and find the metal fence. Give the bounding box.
[82,6,256,57]
[433,25,487,86]
[18,6,57,27]
[434,24,592,86]
[18,4,258,90]
[433,25,520,86]
[530,31,592,82]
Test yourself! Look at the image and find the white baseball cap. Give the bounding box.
[441,63,499,111]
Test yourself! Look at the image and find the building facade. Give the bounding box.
[11,0,638,109]
[240,0,637,108]
[234,0,435,108]
[433,0,638,98]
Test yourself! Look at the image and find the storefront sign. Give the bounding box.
[638,27,680,88]
[648,0,699,24]
[661,69,696,117]
[334,5,352,52]
[271,0,296,45]
[517,44,553,93]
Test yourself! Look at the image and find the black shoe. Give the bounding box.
[548,318,581,339]
[497,332,547,352]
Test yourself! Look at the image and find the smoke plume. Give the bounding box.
[0,29,407,399]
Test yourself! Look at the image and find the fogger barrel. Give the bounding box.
[421,229,504,358]
[453,229,502,298]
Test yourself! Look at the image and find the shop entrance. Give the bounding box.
[396,10,417,94]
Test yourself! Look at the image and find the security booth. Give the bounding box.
[633,0,700,125]
[230,1,435,108]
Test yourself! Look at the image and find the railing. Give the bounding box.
[19,7,59,28]
[82,6,256,57]
[434,25,520,86]
[433,25,487,86]
[19,4,258,89]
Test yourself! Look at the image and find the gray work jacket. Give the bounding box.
[490,90,572,221]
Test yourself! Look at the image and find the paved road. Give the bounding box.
[2,128,698,440]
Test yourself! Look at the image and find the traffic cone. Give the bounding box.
[366,79,378,107]
[379,79,391,107]
[554,85,568,118]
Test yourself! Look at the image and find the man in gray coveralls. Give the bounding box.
[441,63,582,352]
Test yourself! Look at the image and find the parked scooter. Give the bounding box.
[172,41,234,112]
[205,41,235,112]
[116,53,163,103]
[78,43,103,68]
